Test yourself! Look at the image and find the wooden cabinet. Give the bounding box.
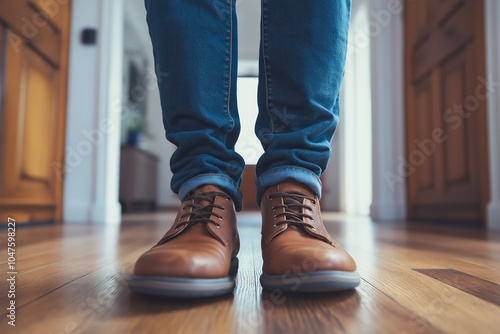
[405,0,490,226]
[0,1,71,223]
[119,147,159,212]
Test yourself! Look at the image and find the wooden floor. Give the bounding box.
[1,212,499,334]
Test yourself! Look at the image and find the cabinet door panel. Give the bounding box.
[0,0,62,66]
[0,1,70,224]
[0,31,59,222]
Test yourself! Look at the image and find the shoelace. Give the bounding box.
[175,191,230,230]
[269,192,317,231]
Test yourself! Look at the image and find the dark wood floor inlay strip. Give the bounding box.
[414,268,500,307]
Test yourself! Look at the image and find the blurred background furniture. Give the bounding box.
[119,146,159,212]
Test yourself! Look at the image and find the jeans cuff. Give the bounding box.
[256,166,322,206]
[178,173,243,211]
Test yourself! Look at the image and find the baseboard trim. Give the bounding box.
[487,202,500,230]
[90,202,122,225]
[370,201,407,222]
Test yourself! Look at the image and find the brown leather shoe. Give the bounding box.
[128,185,240,297]
[260,180,360,292]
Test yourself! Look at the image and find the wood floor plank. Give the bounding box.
[1,213,499,333]
[348,245,500,334]
[414,269,500,306]
[258,281,442,334]
[349,234,500,284]
[0,224,440,334]
[0,225,152,308]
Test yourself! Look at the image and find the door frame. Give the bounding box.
[484,0,500,230]
[369,0,407,222]
[63,0,123,224]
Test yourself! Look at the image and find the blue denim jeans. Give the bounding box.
[144,0,351,211]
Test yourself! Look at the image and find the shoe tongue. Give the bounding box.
[277,180,315,198]
[274,180,317,224]
[192,185,225,207]
[195,184,224,194]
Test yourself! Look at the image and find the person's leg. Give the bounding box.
[256,0,360,292]
[145,0,245,210]
[256,0,349,199]
[129,0,243,298]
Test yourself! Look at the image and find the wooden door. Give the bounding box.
[0,1,71,224]
[405,0,490,226]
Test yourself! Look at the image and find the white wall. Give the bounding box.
[63,0,99,222]
[64,0,123,224]
[369,0,407,221]
[235,78,263,165]
[237,0,260,61]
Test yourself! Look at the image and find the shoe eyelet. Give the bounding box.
[267,195,272,200]
[273,215,277,220]
[271,207,276,212]
[273,224,278,228]
[216,224,221,229]
[221,207,226,211]
[218,216,223,220]
[311,227,317,231]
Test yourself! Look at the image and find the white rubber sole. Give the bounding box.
[260,270,360,292]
